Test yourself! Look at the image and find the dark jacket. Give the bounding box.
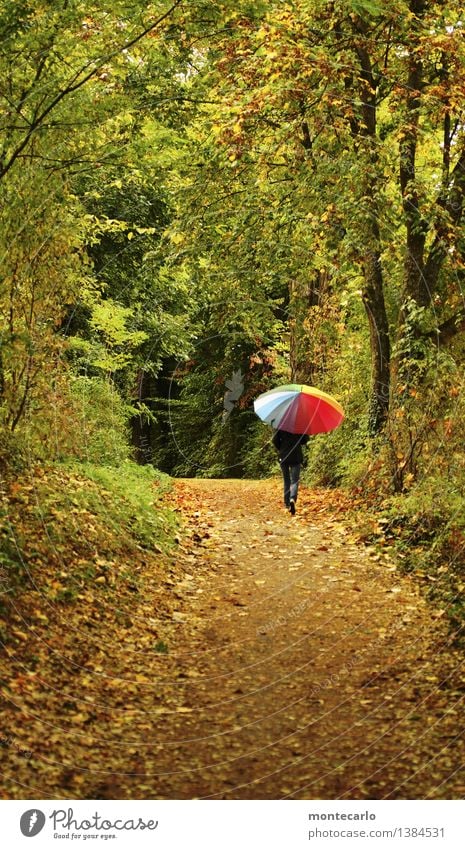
[272,430,309,465]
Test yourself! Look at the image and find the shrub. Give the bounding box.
[25,375,133,466]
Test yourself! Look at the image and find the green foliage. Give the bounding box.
[14,374,132,467]
[56,460,177,551]
[238,418,277,478]
[0,0,185,182]
[0,428,29,475]
[306,427,353,488]
[0,459,178,627]
[88,301,149,371]
[67,376,134,465]
[0,0,195,470]
[0,169,91,434]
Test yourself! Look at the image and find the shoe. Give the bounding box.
[289,499,296,515]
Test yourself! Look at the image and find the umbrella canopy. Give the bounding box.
[253,383,344,435]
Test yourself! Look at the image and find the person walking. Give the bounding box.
[272,429,309,514]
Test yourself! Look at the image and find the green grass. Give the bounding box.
[0,459,180,625]
[53,459,179,552]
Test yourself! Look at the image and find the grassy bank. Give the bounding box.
[0,460,179,638]
[345,481,465,643]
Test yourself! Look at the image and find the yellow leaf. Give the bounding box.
[71,713,91,724]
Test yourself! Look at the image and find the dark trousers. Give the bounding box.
[280,462,301,506]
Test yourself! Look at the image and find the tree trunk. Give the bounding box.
[362,243,391,434]
[353,41,391,433]
[289,270,329,385]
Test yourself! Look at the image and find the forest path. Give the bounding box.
[2,477,465,800]
[140,477,463,800]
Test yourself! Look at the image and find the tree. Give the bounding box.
[0,0,186,441]
[171,0,465,454]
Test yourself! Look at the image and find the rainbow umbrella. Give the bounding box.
[253,384,344,435]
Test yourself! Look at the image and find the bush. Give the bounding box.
[30,375,134,466]
[304,418,371,489]
[1,372,134,469]
[0,427,28,475]
[68,376,133,465]
[239,418,277,478]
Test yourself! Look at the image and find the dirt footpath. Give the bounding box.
[138,478,465,799]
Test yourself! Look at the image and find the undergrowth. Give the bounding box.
[349,477,465,643]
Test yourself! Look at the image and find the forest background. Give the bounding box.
[1,0,465,633]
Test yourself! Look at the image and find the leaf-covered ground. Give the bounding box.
[1,474,465,799]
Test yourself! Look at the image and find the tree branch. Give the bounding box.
[423,143,465,293]
[0,0,184,181]
[428,310,465,345]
